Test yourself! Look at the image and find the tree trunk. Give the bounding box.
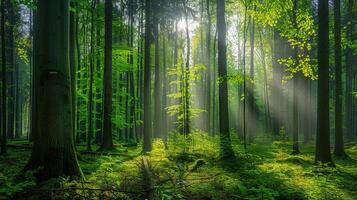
[95,0,102,144]
[143,0,152,152]
[23,0,83,180]
[6,0,15,139]
[315,0,332,164]
[1,0,7,154]
[217,0,234,158]
[333,0,347,157]
[345,0,353,138]
[206,0,211,135]
[292,0,300,155]
[100,0,114,150]
[153,4,162,138]
[69,0,77,142]
[183,0,190,136]
[87,0,97,151]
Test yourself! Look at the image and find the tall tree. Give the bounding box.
[345,0,354,138]
[1,0,7,154]
[87,0,97,151]
[292,0,300,155]
[143,0,152,152]
[100,0,114,150]
[153,1,162,138]
[69,0,78,141]
[315,0,332,164]
[217,0,234,158]
[183,0,191,135]
[333,0,347,157]
[205,0,211,134]
[23,0,83,180]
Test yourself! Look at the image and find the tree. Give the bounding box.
[315,0,332,164]
[69,0,78,141]
[100,0,114,150]
[183,0,191,136]
[23,0,83,180]
[87,0,97,151]
[333,0,347,158]
[205,0,212,135]
[345,0,353,138]
[292,0,300,155]
[217,0,234,158]
[1,0,7,155]
[153,1,162,138]
[143,0,152,152]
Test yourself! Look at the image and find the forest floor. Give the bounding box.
[1,133,357,200]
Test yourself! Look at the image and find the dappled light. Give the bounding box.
[0,0,356,199]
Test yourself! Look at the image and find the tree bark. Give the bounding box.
[143,0,152,152]
[153,3,162,138]
[217,0,234,158]
[1,0,7,154]
[100,0,114,150]
[315,0,332,164]
[23,0,83,180]
[333,0,347,157]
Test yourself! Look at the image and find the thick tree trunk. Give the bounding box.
[23,0,83,180]
[217,0,234,158]
[315,0,332,164]
[100,0,114,150]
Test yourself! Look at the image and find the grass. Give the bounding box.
[0,133,356,199]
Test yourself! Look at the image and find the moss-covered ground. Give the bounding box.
[1,133,357,199]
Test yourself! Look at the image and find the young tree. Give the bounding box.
[143,0,152,152]
[333,0,347,158]
[315,0,332,164]
[217,0,234,158]
[183,0,191,136]
[100,0,114,150]
[23,0,83,180]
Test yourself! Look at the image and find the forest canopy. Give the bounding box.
[0,0,356,199]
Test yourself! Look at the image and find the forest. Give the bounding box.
[0,0,356,199]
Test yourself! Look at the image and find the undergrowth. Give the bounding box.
[1,132,357,199]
